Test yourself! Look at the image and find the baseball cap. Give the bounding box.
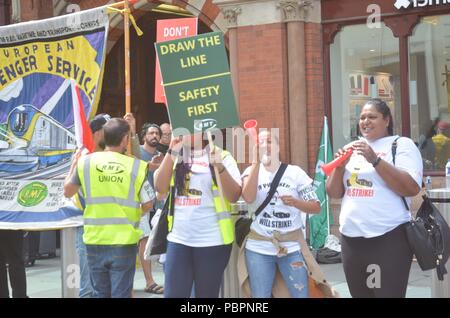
[89,113,111,133]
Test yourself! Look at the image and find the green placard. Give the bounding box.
[155,32,239,136]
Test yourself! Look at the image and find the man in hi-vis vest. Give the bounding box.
[64,118,155,298]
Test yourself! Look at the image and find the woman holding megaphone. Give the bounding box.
[326,99,423,298]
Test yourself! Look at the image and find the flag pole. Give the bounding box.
[124,0,132,154]
[324,116,331,237]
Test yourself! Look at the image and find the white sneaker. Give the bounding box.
[324,234,341,252]
[158,253,166,265]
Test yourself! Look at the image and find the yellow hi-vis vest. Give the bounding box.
[78,151,148,245]
[168,148,235,245]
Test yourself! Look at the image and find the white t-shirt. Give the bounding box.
[242,164,318,256]
[340,135,423,238]
[167,149,242,247]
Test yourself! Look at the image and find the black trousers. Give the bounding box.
[0,230,27,298]
[341,223,413,298]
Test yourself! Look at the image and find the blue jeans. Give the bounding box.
[164,242,231,298]
[245,249,309,298]
[76,227,93,298]
[86,244,137,298]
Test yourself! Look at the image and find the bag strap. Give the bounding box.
[391,137,410,211]
[254,163,288,217]
[168,185,176,216]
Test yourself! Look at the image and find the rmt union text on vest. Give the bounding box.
[99,175,123,183]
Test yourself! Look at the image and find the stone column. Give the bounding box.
[219,8,243,299]
[278,0,314,169]
[220,7,243,168]
[221,7,241,111]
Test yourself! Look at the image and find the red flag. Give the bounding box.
[71,80,95,153]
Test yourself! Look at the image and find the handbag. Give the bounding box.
[392,138,450,280]
[235,163,288,248]
[405,195,450,280]
[149,185,175,256]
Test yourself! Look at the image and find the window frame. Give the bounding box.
[324,10,450,176]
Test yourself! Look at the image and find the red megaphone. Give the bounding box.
[321,148,353,176]
[244,119,258,143]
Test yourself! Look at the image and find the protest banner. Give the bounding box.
[0,7,109,230]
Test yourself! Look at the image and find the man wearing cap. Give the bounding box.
[91,113,141,155]
[64,118,155,298]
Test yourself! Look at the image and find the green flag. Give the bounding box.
[309,117,334,249]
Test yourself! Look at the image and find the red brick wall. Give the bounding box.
[236,23,290,165]
[305,22,325,176]
[0,1,11,25]
[20,0,53,21]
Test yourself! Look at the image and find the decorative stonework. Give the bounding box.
[221,7,241,28]
[278,0,314,22]
[11,0,21,23]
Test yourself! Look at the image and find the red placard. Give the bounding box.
[154,18,198,104]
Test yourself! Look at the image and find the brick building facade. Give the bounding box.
[2,0,449,190]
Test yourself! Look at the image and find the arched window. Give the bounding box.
[330,23,400,148]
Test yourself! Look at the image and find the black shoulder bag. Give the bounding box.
[149,185,176,256]
[392,137,450,280]
[235,163,288,248]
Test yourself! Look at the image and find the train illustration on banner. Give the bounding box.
[0,104,76,174]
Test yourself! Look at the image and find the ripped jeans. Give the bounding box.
[245,249,309,298]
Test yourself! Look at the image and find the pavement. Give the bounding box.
[20,249,432,298]
[24,250,165,298]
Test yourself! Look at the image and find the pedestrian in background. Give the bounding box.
[157,123,171,154]
[0,230,27,298]
[138,123,164,294]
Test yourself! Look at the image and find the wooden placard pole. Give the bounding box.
[108,0,137,9]
[123,0,132,154]
[207,131,227,212]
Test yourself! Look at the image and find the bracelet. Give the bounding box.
[218,165,226,174]
[372,157,381,168]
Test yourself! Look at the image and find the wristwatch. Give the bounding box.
[372,157,381,168]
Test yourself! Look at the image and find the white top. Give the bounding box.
[242,164,318,256]
[340,135,423,238]
[167,149,242,247]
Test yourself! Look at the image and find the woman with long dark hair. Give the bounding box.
[154,133,241,298]
[326,99,423,297]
